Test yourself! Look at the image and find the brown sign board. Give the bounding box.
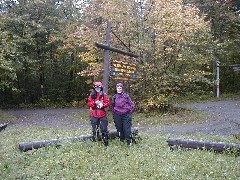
[111,59,138,80]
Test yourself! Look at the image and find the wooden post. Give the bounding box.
[96,21,139,84]
[103,21,111,94]
[216,62,220,98]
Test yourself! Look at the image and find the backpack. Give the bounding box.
[86,90,104,104]
[91,90,104,100]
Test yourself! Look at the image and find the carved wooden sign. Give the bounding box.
[111,59,138,80]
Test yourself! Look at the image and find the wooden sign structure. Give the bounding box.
[232,64,240,72]
[216,63,240,97]
[95,21,139,93]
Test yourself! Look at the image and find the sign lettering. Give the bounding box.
[111,59,138,80]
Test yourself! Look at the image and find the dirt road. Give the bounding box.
[3,100,240,136]
[154,100,240,136]
[4,108,90,130]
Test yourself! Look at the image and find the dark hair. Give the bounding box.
[91,89,104,99]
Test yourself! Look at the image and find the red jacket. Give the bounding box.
[87,92,110,118]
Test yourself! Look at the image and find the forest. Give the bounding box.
[0,0,240,111]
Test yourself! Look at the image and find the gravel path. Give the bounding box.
[4,108,90,130]
[144,100,240,136]
[2,100,240,136]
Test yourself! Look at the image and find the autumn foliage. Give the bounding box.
[72,0,213,112]
[0,0,239,110]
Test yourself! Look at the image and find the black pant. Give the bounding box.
[90,116,108,140]
[113,113,132,144]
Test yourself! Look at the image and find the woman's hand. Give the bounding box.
[96,100,103,109]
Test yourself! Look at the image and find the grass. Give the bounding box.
[69,92,240,127]
[70,108,213,127]
[0,110,14,124]
[0,105,212,128]
[0,97,240,179]
[0,127,239,179]
[133,109,212,126]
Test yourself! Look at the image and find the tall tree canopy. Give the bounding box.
[0,0,89,105]
[75,0,213,111]
[0,0,239,110]
[187,0,240,94]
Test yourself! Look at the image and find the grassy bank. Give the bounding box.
[1,127,239,179]
[69,107,213,127]
[1,96,240,179]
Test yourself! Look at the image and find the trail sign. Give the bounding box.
[216,63,240,98]
[95,20,139,92]
[111,59,138,80]
[233,65,240,72]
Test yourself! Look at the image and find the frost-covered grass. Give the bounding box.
[0,127,239,179]
[133,109,211,126]
[0,110,14,124]
[70,108,212,126]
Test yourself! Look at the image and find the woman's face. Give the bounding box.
[94,85,101,92]
[116,86,123,94]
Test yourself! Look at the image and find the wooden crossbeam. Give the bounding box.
[95,42,139,58]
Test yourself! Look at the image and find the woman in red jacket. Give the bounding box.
[87,82,110,146]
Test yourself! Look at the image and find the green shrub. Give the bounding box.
[137,95,174,114]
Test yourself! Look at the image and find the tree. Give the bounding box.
[0,0,90,105]
[73,0,213,112]
[187,0,240,94]
[1,0,238,109]
[0,29,17,91]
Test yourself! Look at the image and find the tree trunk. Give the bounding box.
[167,138,240,154]
[19,127,139,151]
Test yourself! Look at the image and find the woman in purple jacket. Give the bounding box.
[111,83,134,147]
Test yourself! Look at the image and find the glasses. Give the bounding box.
[94,85,101,88]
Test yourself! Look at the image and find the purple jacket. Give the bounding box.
[111,93,134,115]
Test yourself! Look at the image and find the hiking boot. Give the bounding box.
[97,135,102,141]
[92,136,97,142]
[103,136,109,147]
[104,140,109,147]
[127,139,132,148]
